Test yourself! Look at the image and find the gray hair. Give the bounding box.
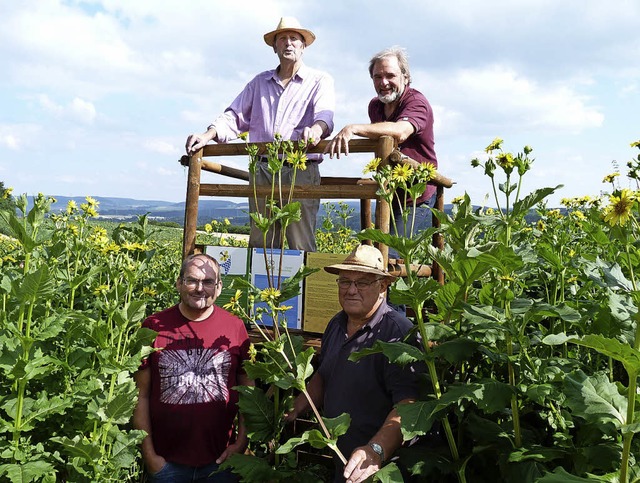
[368,46,411,85]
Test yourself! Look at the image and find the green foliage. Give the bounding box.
[350,138,640,483]
[315,201,359,254]
[0,194,177,481]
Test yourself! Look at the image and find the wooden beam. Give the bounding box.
[199,183,379,199]
[200,138,379,157]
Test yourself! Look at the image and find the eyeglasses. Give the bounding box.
[336,278,383,290]
[182,277,219,289]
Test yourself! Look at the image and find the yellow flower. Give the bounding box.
[93,284,110,296]
[416,162,437,182]
[66,200,78,215]
[224,218,231,226]
[363,157,381,174]
[602,172,620,183]
[547,209,563,220]
[391,164,413,182]
[287,151,307,170]
[571,211,586,221]
[143,287,157,296]
[204,223,212,233]
[496,152,515,170]
[260,287,281,304]
[537,220,546,231]
[239,132,249,141]
[2,187,13,199]
[485,137,503,153]
[451,196,464,205]
[603,189,635,226]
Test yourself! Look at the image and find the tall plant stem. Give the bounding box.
[301,387,347,465]
[620,368,637,483]
[506,333,522,448]
[414,304,464,482]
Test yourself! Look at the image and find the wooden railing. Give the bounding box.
[179,136,453,283]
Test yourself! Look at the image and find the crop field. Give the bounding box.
[0,138,639,482]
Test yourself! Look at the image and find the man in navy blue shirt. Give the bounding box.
[287,245,419,483]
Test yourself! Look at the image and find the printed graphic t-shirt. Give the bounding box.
[141,304,250,466]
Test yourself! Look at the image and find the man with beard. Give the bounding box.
[185,17,335,252]
[133,254,252,482]
[326,46,438,240]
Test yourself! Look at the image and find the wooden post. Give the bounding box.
[374,136,395,264]
[432,185,445,285]
[182,151,202,260]
[360,199,371,232]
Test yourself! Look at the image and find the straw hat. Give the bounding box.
[264,16,316,47]
[324,245,395,279]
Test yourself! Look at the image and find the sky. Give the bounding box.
[1,0,639,208]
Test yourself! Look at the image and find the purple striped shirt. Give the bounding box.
[209,64,335,160]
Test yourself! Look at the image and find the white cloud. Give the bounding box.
[142,139,179,156]
[35,95,96,124]
[70,98,97,124]
[0,134,20,150]
[423,65,604,137]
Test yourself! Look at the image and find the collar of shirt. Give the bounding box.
[269,63,310,87]
[337,302,392,339]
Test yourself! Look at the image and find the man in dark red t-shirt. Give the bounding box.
[133,254,252,482]
[326,46,438,240]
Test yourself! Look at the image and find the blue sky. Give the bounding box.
[1,0,638,207]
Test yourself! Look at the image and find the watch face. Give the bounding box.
[370,442,384,459]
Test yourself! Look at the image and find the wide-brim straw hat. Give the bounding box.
[324,245,396,279]
[264,16,316,47]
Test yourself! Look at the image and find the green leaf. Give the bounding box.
[507,446,566,463]
[397,400,442,440]
[563,370,627,428]
[348,340,423,367]
[22,394,72,429]
[512,185,562,217]
[389,277,441,308]
[0,210,37,252]
[0,461,55,483]
[51,435,102,461]
[18,265,56,300]
[322,412,351,438]
[235,385,275,441]
[104,388,138,425]
[372,462,404,482]
[536,467,609,482]
[432,338,481,364]
[294,347,315,387]
[219,453,281,482]
[276,428,335,454]
[569,334,640,375]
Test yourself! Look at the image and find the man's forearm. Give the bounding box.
[368,398,414,461]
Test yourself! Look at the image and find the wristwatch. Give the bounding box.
[369,442,384,463]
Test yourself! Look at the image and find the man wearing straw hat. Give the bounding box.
[185,17,335,252]
[286,245,419,483]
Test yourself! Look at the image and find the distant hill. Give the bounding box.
[38,196,252,226]
[35,195,541,228]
